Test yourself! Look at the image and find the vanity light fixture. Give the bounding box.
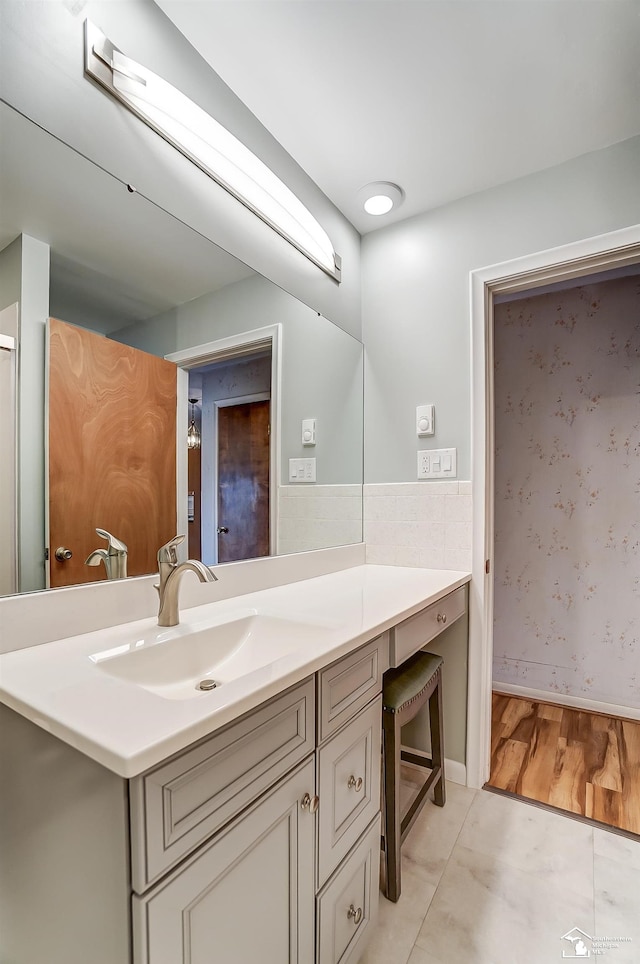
[357,181,404,216]
[84,21,341,281]
[187,398,201,450]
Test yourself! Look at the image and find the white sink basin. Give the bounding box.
[91,611,319,700]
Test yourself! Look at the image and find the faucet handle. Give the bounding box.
[157,534,186,566]
[95,528,128,554]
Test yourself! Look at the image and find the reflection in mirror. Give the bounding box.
[0,103,363,596]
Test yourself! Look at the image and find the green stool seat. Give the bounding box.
[383,651,443,713]
[381,650,445,902]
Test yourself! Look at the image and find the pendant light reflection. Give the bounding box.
[84,21,341,281]
[187,398,201,450]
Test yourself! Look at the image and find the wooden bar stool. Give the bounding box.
[381,651,445,902]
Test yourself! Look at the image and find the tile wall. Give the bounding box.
[364,481,472,571]
[278,481,472,570]
[277,484,363,554]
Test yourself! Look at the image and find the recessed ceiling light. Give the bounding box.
[357,181,404,216]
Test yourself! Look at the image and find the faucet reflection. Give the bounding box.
[85,528,128,580]
[156,535,218,627]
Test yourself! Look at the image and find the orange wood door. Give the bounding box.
[217,400,270,563]
[47,317,177,587]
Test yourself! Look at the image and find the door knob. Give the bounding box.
[217,526,229,534]
[347,775,363,792]
[55,547,73,562]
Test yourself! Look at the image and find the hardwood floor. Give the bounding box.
[488,692,640,835]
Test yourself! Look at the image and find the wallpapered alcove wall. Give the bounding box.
[493,273,640,708]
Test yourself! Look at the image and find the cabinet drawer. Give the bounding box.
[317,816,381,964]
[133,758,315,964]
[317,697,381,888]
[130,677,315,892]
[389,586,466,667]
[318,634,387,743]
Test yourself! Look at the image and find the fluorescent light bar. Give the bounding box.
[84,21,341,281]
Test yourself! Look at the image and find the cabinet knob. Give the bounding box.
[437,612,447,624]
[300,792,319,813]
[347,904,363,925]
[55,547,73,562]
[347,775,363,792]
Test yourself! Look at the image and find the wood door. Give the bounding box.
[132,759,315,964]
[217,399,270,562]
[47,317,177,587]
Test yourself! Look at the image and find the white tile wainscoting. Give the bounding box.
[276,481,471,567]
[277,484,363,554]
[364,482,472,571]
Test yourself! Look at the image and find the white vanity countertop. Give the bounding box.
[0,564,470,778]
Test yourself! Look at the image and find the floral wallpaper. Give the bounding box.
[492,275,640,708]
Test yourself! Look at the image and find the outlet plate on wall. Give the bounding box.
[417,448,457,480]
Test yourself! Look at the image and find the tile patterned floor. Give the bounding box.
[361,778,640,964]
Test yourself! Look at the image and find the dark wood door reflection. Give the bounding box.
[217,400,270,563]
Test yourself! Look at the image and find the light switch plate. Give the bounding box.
[289,458,316,482]
[417,447,457,479]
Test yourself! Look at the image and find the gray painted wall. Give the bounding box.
[0,235,50,592]
[114,273,363,485]
[17,235,50,593]
[0,0,361,338]
[362,135,640,483]
[0,237,21,312]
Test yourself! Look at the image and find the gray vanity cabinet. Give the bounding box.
[128,639,387,964]
[133,757,316,964]
[0,632,395,964]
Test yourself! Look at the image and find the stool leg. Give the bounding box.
[382,709,402,902]
[429,672,446,808]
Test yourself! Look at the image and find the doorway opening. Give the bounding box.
[166,325,281,566]
[187,354,271,564]
[484,265,640,832]
[468,225,640,794]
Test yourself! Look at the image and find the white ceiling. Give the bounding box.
[155,0,640,235]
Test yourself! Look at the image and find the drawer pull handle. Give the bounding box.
[347,904,363,925]
[300,792,319,813]
[437,612,447,624]
[347,775,363,792]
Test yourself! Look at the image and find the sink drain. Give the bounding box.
[197,678,220,691]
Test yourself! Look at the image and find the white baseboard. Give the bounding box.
[493,681,640,722]
[445,758,467,786]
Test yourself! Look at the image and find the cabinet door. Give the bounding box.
[317,817,380,964]
[133,758,315,964]
[317,698,382,888]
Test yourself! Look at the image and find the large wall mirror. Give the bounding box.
[0,103,363,597]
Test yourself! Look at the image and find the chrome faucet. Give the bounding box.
[85,528,128,580]
[155,535,217,627]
